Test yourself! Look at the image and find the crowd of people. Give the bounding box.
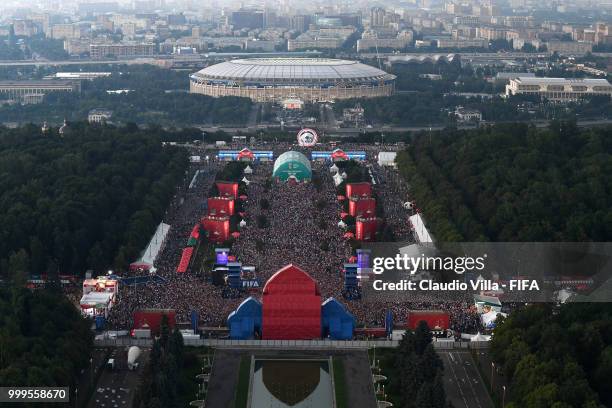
[105,145,483,335]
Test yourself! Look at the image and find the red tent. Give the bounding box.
[177,247,194,273]
[337,195,346,201]
[207,197,235,216]
[216,182,239,198]
[237,148,255,160]
[346,182,371,199]
[190,224,201,239]
[348,197,376,217]
[201,216,230,243]
[406,310,450,331]
[231,232,241,238]
[356,217,377,241]
[133,309,176,334]
[340,212,349,219]
[262,264,321,340]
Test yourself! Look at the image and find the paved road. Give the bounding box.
[439,351,494,408]
[197,118,612,135]
[86,348,148,408]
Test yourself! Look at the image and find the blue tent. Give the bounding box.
[227,297,262,339]
[321,297,355,340]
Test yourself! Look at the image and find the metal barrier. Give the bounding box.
[94,338,490,350]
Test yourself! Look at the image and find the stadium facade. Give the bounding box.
[189,58,396,102]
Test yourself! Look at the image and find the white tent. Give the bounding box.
[378,151,397,167]
[242,176,250,185]
[244,165,253,174]
[338,220,347,228]
[409,213,433,244]
[481,310,507,328]
[470,332,491,342]
[139,222,170,267]
[329,164,339,174]
[474,294,502,313]
[403,201,413,210]
[333,173,344,186]
[556,289,574,304]
[239,219,247,228]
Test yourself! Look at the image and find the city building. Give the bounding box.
[0,80,79,104]
[288,36,344,51]
[357,30,413,52]
[506,77,612,101]
[546,40,593,56]
[88,109,113,123]
[51,23,81,39]
[453,106,483,122]
[370,7,386,28]
[232,9,264,30]
[436,38,488,48]
[43,72,112,80]
[89,42,157,59]
[190,58,396,102]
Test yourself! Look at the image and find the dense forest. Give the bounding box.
[0,286,93,398]
[0,122,188,280]
[396,122,612,241]
[334,93,611,126]
[134,316,186,408]
[384,322,446,408]
[491,303,612,407]
[0,65,253,126]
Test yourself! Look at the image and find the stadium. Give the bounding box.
[189,58,396,102]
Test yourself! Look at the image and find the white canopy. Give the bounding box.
[333,173,344,186]
[80,291,113,307]
[338,220,346,228]
[403,201,413,210]
[481,310,507,328]
[244,165,253,174]
[470,332,491,342]
[329,164,339,173]
[239,219,247,227]
[409,213,433,244]
[242,176,250,185]
[556,289,574,304]
[139,222,170,267]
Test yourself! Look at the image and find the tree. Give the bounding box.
[414,321,433,355]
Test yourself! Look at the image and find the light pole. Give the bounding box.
[502,385,506,408]
[490,362,495,392]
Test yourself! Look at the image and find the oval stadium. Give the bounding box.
[189,58,396,102]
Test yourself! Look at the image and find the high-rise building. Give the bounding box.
[291,15,311,32]
[231,9,264,30]
[370,7,386,28]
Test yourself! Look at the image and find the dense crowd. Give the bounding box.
[106,146,483,334]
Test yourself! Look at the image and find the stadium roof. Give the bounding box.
[193,58,395,81]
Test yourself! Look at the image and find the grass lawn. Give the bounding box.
[234,356,251,408]
[333,357,348,408]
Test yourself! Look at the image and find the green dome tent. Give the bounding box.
[272,151,312,182]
